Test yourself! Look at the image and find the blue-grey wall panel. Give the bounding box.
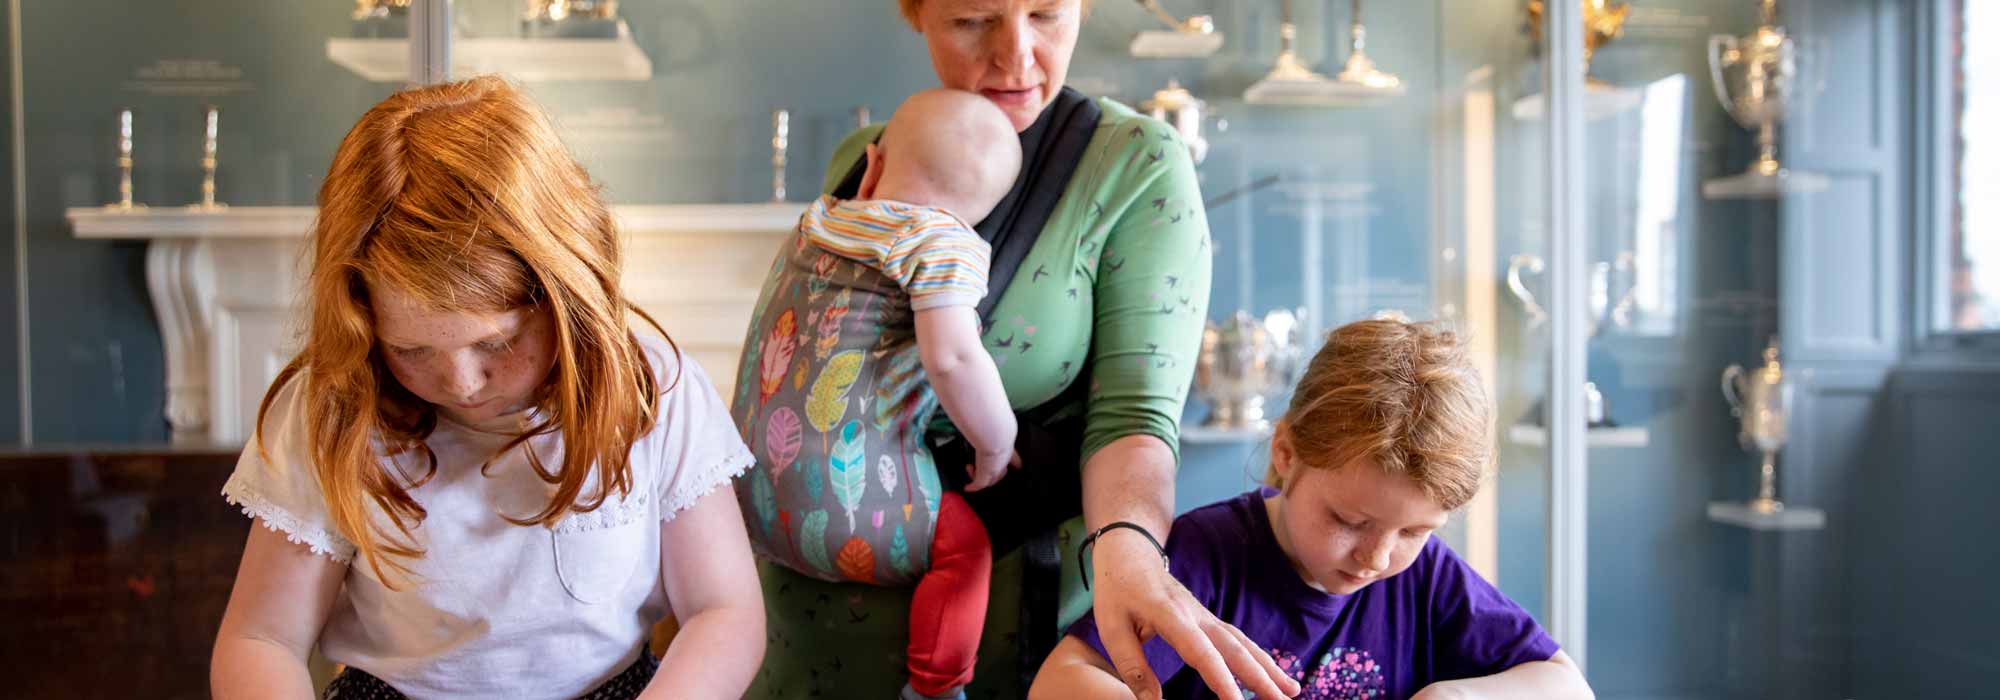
[1848,368,2000,695]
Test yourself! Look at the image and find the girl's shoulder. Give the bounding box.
[221,371,358,562]
[626,329,755,521]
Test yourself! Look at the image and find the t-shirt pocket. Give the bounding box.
[550,496,649,605]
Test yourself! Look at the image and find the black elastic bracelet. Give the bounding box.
[1077,521,1169,591]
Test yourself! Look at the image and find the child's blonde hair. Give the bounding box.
[1268,319,1491,511]
[256,76,670,584]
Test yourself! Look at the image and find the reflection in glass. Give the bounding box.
[1950,0,2000,330]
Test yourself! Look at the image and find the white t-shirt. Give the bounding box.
[221,333,753,699]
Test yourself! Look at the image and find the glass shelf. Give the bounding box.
[326,21,650,82]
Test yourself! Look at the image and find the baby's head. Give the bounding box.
[1262,319,1491,594]
[859,88,1022,224]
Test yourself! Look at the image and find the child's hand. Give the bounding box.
[964,447,1019,492]
[1410,681,1472,700]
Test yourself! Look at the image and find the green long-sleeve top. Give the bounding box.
[827,98,1213,467]
[746,97,1212,699]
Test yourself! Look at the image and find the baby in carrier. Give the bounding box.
[730,88,1023,700]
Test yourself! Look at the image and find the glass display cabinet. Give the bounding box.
[7,1,1985,698]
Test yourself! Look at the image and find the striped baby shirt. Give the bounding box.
[796,194,991,310]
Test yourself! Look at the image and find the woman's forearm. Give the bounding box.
[211,637,318,700]
[1080,433,1177,537]
[642,605,766,700]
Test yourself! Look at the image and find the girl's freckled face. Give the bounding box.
[370,284,557,428]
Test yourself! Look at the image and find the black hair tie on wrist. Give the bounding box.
[1078,521,1169,591]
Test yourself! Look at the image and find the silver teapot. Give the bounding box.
[1194,309,1307,430]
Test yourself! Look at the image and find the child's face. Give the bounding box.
[1268,447,1450,595]
[371,283,556,429]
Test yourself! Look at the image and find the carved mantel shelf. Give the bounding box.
[68,203,800,444]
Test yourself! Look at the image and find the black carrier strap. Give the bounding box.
[838,88,1103,686]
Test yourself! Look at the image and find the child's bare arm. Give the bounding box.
[914,305,1017,491]
[645,484,766,699]
[1413,650,1595,700]
[211,525,348,700]
[1029,635,1140,700]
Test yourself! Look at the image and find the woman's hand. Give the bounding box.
[1086,525,1300,700]
[1079,435,1301,700]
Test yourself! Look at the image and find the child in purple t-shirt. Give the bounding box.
[1030,320,1595,700]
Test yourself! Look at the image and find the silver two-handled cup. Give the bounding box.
[1722,336,1795,513]
[1704,0,1826,197]
[1194,308,1307,430]
[1507,251,1636,426]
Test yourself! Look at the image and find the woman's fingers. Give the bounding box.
[1224,618,1300,698]
[1152,614,1246,700]
[1096,613,1164,700]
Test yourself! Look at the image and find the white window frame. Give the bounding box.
[1916,0,2000,353]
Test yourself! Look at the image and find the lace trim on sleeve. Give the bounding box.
[661,449,755,523]
[221,473,355,563]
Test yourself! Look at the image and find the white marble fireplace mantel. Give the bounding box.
[68,203,800,445]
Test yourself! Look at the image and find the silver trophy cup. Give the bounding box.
[1704,0,1825,197]
[1507,252,1635,425]
[1194,309,1307,430]
[1722,336,1795,514]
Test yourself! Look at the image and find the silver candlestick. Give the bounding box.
[188,106,226,212]
[106,109,144,211]
[1332,0,1403,91]
[770,109,789,202]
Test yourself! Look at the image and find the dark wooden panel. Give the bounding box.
[0,450,245,699]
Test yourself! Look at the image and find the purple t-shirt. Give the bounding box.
[1069,489,1560,700]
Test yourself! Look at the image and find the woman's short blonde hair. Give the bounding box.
[1268,319,1492,511]
[898,0,1094,29]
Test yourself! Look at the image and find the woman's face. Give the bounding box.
[370,283,557,430]
[914,0,1083,131]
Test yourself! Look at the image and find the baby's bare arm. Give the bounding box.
[915,305,1017,490]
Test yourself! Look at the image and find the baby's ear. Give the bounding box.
[857,143,886,199]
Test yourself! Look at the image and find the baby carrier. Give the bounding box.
[730,87,1103,684]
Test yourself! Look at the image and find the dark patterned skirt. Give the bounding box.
[322,649,660,700]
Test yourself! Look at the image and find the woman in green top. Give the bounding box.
[742,2,1299,699]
